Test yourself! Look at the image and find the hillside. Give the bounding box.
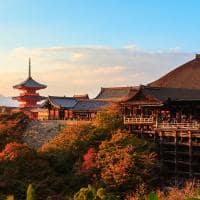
[22,121,67,149]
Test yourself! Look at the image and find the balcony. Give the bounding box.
[124,117,200,130]
[124,117,154,125]
[157,122,200,130]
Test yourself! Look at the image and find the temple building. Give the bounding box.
[121,54,200,181]
[41,96,109,120]
[13,59,47,108]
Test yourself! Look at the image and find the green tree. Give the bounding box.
[26,184,36,200]
[73,185,119,200]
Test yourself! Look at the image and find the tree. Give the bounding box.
[95,103,124,132]
[0,142,31,161]
[74,185,119,200]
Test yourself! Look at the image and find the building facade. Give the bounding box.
[42,96,109,120]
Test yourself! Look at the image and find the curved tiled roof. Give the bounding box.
[73,100,109,111]
[42,96,109,111]
[13,77,47,89]
[125,86,200,105]
[95,86,138,101]
[47,96,78,109]
[13,95,46,101]
[149,54,200,90]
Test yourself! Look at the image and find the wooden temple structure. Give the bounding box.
[121,54,200,181]
[41,96,109,120]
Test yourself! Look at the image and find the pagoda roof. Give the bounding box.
[13,59,47,90]
[13,77,47,89]
[12,95,46,101]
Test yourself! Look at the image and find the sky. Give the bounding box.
[0,0,199,98]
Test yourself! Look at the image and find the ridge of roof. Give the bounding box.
[123,85,200,103]
[46,96,78,109]
[48,96,75,99]
[95,86,138,101]
[149,55,200,89]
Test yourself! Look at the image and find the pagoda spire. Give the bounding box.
[28,58,31,78]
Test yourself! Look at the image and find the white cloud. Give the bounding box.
[0,45,194,98]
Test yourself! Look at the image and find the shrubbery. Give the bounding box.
[0,107,159,199]
[0,112,29,150]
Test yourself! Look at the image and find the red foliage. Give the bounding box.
[80,148,98,173]
[0,142,31,161]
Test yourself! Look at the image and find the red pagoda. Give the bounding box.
[13,59,47,108]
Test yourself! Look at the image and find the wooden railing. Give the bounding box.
[124,117,200,130]
[157,122,200,130]
[124,117,154,124]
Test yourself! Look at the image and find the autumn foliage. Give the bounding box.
[0,142,31,161]
[0,107,158,199]
[0,112,29,150]
[79,130,158,193]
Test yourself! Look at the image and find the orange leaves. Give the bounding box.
[98,132,135,187]
[99,145,134,187]
[80,148,98,175]
[0,142,31,161]
[78,129,158,191]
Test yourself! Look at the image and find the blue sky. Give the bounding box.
[0,0,199,99]
[0,0,200,51]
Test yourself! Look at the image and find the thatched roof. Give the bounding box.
[149,54,200,90]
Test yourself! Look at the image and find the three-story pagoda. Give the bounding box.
[13,59,47,108]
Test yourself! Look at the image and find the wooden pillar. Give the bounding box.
[189,130,192,178]
[67,110,70,120]
[159,130,164,186]
[174,130,177,184]
[48,108,50,120]
[53,109,56,120]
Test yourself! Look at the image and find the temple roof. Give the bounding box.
[124,86,200,105]
[12,95,46,101]
[45,96,78,109]
[13,59,47,90]
[73,100,109,111]
[43,96,109,111]
[13,77,47,89]
[95,86,138,101]
[149,54,200,90]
